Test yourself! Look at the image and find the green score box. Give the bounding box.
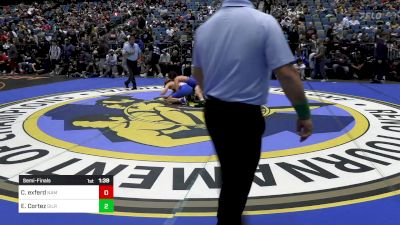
[99,199,114,213]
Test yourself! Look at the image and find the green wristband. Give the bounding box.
[293,102,311,120]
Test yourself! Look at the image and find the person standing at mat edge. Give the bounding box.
[191,0,313,224]
[123,33,141,90]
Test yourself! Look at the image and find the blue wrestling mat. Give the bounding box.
[0,77,400,225]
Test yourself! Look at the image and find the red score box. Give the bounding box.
[99,185,114,199]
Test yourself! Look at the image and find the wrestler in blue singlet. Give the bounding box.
[171,82,193,98]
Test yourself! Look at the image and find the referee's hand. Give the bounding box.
[297,118,313,142]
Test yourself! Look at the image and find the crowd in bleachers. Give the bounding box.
[268,0,400,82]
[0,0,219,78]
[0,0,399,82]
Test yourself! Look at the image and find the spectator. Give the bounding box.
[140,47,152,76]
[146,42,162,77]
[49,41,61,76]
[97,38,110,77]
[280,17,293,30]
[350,51,365,79]
[138,15,146,30]
[62,39,75,74]
[104,49,118,78]
[293,58,306,79]
[373,38,389,82]
[388,60,400,81]
[288,25,300,54]
[311,39,328,81]
[332,50,351,79]
[294,48,308,66]
[166,26,175,38]
[341,13,351,28]
[116,48,129,76]
[7,42,18,75]
[349,15,360,26]
[78,48,93,78]
[0,49,9,74]
[18,54,37,74]
[159,49,171,77]
[170,49,181,74]
[308,34,318,70]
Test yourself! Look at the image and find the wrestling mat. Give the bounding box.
[0,77,400,225]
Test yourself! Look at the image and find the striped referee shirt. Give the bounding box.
[49,45,61,60]
[153,45,161,55]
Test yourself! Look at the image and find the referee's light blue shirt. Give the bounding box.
[123,42,141,61]
[192,0,294,105]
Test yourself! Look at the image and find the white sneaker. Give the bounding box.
[306,77,313,80]
[140,73,147,77]
[157,73,163,78]
[321,79,328,82]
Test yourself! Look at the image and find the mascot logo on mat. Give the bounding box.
[69,96,327,147]
[72,96,208,147]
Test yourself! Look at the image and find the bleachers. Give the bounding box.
[149,0,213,40]
[300,0,400,41]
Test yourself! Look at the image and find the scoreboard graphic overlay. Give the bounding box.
[0,78,399,225]
[19,175,114,213]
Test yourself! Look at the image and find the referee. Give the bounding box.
[191,0,313,225]
[123,33,141,90]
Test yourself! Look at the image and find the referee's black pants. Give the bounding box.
[125,59,138,88]
[204,96,265,225]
